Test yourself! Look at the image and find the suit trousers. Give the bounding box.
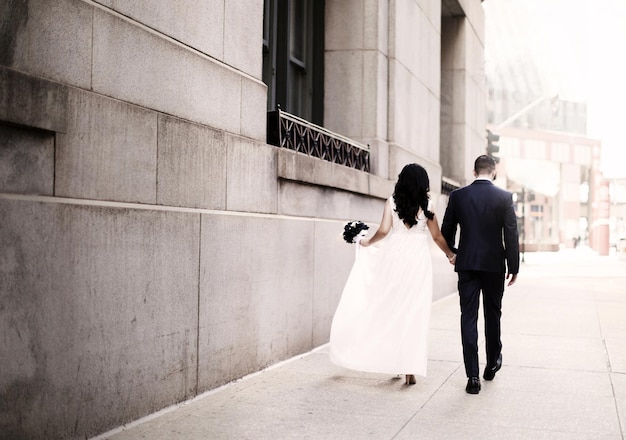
[457,270,505,377]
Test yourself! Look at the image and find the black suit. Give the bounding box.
[441,178,519,378]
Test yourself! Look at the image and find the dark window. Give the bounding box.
[263,0,324,125]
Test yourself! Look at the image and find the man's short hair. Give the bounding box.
[474,155,496,174]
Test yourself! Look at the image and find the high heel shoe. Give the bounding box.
[405,374,416,385]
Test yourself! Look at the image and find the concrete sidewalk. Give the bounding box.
[98,250,626,439]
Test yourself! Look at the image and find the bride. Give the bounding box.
[329,163,456,385]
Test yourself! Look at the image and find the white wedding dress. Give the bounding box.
[329,197,433,376]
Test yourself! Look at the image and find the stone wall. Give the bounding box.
[0,66,383,438]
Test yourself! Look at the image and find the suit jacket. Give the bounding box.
[441,179,520,274]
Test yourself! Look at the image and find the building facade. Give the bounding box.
[0,1,487,438]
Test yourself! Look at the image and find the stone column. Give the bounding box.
[386,0,443,183]
[440,12,486,185]
[325,0,390,178]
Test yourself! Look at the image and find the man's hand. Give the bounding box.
[506,273,518,286]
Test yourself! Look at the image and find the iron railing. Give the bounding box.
[267,109,370,172]
[442,176,461,195]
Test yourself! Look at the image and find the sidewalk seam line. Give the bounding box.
[390,364,464,439]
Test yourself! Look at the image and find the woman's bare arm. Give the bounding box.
[427,213,456,264]
[360,200,393,247]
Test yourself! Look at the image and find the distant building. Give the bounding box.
[484,0,608,254]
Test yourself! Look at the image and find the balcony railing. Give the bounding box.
[442,176,461,195]
[267,109,370,172]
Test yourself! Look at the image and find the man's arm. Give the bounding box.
[503,192,520,276]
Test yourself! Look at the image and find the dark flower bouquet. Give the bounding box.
[343,221,369,244]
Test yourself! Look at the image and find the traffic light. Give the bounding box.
[486,129,500,163]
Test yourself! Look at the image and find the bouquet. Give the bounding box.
[343,221,369,244]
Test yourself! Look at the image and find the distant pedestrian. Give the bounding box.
[441,155,520,394]
[330,163,456,385]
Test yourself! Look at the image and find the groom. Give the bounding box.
[441,155,520,394]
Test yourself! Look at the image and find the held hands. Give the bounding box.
[447,254,456,265]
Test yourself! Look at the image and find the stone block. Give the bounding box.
[441,17,467,71]
[278,179,382,224]
[376,51,390,138]
[466,28,485,83]
[55,89,158,203]
[428,26,442,95]
[3,0,92,88]
[277,148,369,196]
[157,115,227,210]
[388,60,412,147]
[0,198,200,440]
[324,50,363,138]
[440,71,454,127]
[420,14,441,94]
[365,138,390,179]
[226,137,278,213]
[417,0,442,33]
[465,79,479,130]
[325,0,364,51]
[379,156,440,194]
[450,71,468,124]
[426,160,443,195]
[364,0,388,51]
[92,9,242,136]
[390,64,437,162]
[388,143,433,180]
[0,124,54,195]
[279,180,346,220]
[240,78,267,141]
[362,50,385,140]
[458,0,485,41]
[443,124,469,183]
[0,67,68,133]
[224,0,264,78]
[198,213,314,390]
[427,92,441,160]
[393,0,421,74]
[94,0,225,60]
[390,2,441,82]
[369,172,395,199]
[409,76,430,154]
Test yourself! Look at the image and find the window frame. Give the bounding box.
[263,0,324,126]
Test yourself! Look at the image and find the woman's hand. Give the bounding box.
[359,238,371,247]
[447,254,456,265]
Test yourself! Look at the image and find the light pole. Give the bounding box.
[520,187,526,263]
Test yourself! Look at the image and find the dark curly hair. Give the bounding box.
[393,163,434,227]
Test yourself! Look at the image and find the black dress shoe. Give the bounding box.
[465,377,481,394]
[483,354,502,381]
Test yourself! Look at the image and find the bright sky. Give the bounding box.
[485,0,626,178]
[585,0,626,178]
